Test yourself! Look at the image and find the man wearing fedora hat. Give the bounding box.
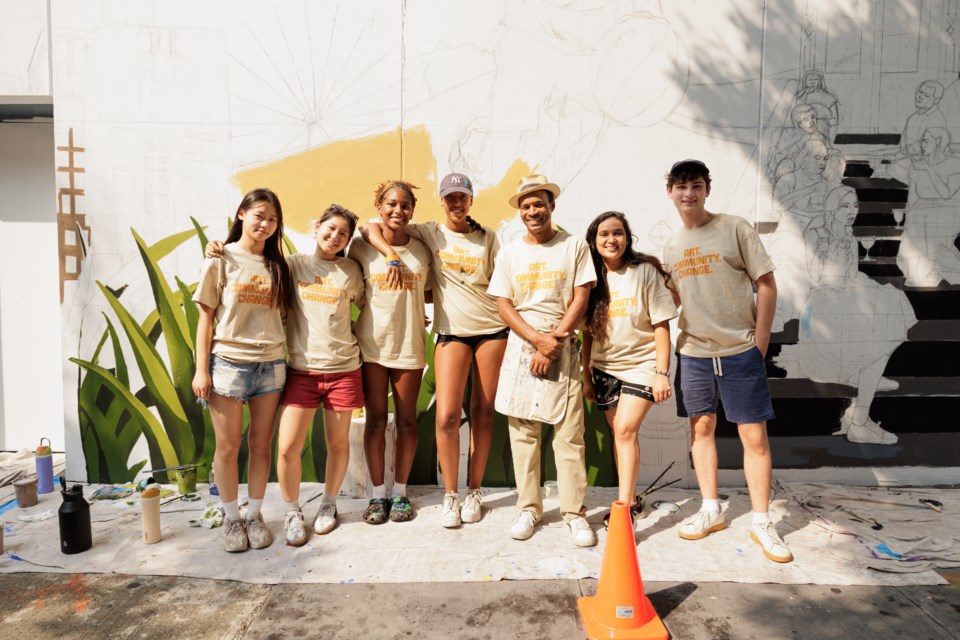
[488,174,598,547]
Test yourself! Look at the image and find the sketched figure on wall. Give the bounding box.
[764,137,844,331]
[897,127,960,287]
[767,104,829,180]
[795,70,840,142]
[774,137,843,217]
[799,187,917,445]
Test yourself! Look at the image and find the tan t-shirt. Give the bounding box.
[663,213,775,357]
[590,262,678,385]
[286,253,364,373]
[348,237,432,369]
[193,244,286,363]
[407,221,505,336]
[487,230,597,331]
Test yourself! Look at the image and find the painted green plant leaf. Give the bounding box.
[190,217,209,259]
[96,281,193,461]
[71,358,179,472]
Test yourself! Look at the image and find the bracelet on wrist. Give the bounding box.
[384,254,401,267]
[655,369,669,377]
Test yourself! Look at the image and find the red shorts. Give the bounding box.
[281,367,364,411]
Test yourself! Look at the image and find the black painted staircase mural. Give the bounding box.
[718,133,960,469]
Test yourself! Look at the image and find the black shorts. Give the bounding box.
[591,367,654,411]
[435,327,510,349]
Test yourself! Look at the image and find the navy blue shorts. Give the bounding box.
[674,347,774,424]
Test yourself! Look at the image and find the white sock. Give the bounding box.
[702,499,721,514]
[222,500,241,520]
[752,511,770,526]
[285,501,301,513]
[246,498,263,520]
[372,484,387,500]
[392,482,407,498]
[321,493,337,506]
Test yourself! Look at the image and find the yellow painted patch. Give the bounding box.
[233,126,530,233]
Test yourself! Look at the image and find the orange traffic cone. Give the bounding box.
[577,501,668,639]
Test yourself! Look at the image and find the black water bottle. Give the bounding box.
[58,482,92,554]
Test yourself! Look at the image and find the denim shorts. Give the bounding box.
[208,355,287,403]
[591,367,654,411]
[674,347,774,424]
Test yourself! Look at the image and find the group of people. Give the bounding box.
[191,159,793,565]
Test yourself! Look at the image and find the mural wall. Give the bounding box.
[51,0,960,484]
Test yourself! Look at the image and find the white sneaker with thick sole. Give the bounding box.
[461,489,483,523]
[284,510,307,547]
[510,511,537,540]
[750,521,794,563]
[441,492,462,528]
[246,513,273,549]
[678,508,726,540]
[222,517,248,553]
[567,516,597,547]
[313,503,337,535]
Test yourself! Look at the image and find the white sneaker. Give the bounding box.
[461,489,483,523]
[847,420,898,445]
[750,521,794,563]
[441,492,462,528]
[246,513,273,549]
[284,510,307,547]
[567,516,597,547]
[222,517,248,553]
[678,508,726,540]
[510,511,537,540]
[313,503,337,535]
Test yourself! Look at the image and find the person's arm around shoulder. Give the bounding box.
[754,271,777,358]
[357,222,403,289]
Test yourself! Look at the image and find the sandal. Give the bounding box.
[388,496,415,522]
[363,498,391,525]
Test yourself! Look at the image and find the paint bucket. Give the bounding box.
[141,484,161,544]
[542,480,558,498]
[171,466,197,495]
[14,476,39,508]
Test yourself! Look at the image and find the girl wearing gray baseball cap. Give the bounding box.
[360,172,507,529]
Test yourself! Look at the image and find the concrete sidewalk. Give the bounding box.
[1,572,957,639]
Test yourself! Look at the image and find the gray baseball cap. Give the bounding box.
[439,172,474,198]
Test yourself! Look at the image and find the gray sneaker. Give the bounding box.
[313,503,337,535]
[461,489,483,523]
[284,510,307,547]
[246,513,273,549]
[223,517,248,553]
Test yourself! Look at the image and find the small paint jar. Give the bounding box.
[14,476,39,508]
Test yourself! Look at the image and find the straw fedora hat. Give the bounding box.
[508,174,561,209]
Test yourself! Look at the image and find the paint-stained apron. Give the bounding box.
[495,329,572,423]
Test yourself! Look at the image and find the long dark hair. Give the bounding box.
[225,188,292,310]
[317,203,358,258]
[584,211,669,345]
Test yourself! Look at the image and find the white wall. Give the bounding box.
[0,0,50,95]
[0,121,64,451]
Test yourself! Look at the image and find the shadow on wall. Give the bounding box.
[671,1,960,468]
